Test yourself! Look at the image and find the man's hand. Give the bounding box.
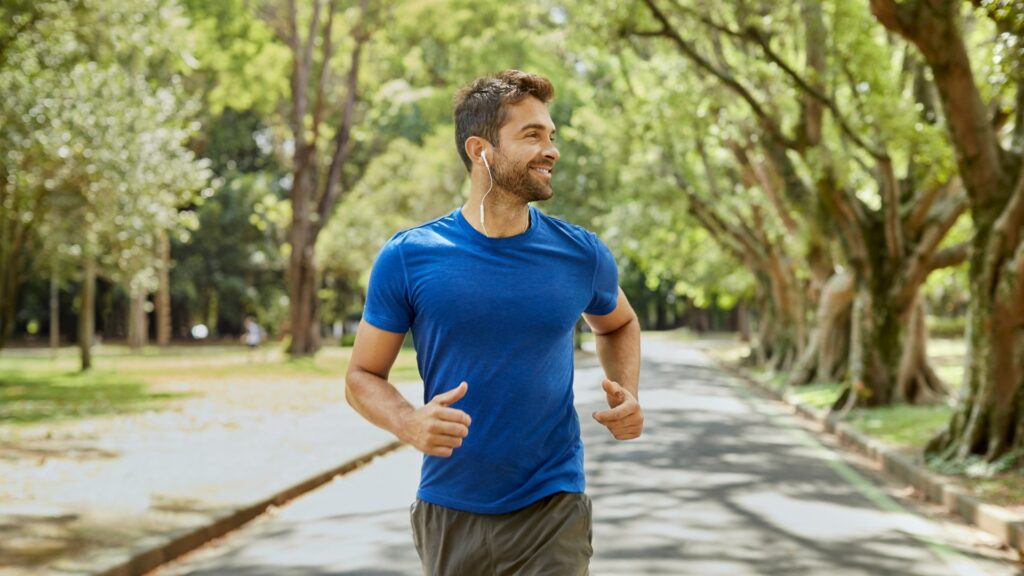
[400,381,472,457]
[592,378,643,440]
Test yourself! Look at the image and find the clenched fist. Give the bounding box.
[592,378,643,440]
[400,381,472,457]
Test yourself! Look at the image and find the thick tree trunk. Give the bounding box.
[282,0,368,358]
[0,234,20,351]
[839,281,946,409]
[894,294,948,404]
[790,271,854,386]
[205,288,219,337]
[929,225,1024,460]
[287,240,321,355]
[853,287,899,406]
[50,262,59,356]
[747,281,800,370]
[287,162,322,355]
[127,286,147,350]
[79,255,96,371]
[870,0,1024,462]
[738,301,751,342]
[156,231,171,346]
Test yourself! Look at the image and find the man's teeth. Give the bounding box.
[534,167,551,174]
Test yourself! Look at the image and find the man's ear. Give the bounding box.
[465,136,490,166]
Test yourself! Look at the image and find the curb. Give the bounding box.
[718,361,1024,557]
[96,440,405,576]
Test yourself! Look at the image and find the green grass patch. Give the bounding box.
[0,368,187,425]
[789,382,843,410]
[0,345,423,425]
[846,404,953,449]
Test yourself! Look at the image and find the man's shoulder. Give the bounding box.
[385,210,460,248]
[534,209,600,248]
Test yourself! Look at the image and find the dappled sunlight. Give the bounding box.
[732,490,940,542]
[641,387,749,413]
[577,348,1002,575]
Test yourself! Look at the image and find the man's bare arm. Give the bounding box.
[583,287,643,440]
[345,320,471,457]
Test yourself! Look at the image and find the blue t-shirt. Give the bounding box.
[363,205,618,514]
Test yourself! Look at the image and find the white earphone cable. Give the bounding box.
[480,152,493,237]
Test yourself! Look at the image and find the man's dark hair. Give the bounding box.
[453,70,555,172]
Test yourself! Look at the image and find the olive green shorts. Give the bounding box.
[410,491,593,576]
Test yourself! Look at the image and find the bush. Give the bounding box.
[927,315,966,338]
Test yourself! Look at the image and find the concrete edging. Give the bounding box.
[721,362,1024,557]
[96,440,405,576]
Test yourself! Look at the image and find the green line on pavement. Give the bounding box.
[730,381,991,576]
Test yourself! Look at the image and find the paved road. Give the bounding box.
[157,338,1021,575]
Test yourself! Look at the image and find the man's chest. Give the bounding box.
[407,249,593,335]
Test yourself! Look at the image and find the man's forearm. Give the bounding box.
[593,316,641,397]
[345,370,416,442]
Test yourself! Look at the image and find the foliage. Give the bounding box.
[0,0,210,346]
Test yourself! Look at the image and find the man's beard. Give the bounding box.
[490,150,553,202]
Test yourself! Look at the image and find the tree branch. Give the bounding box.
[634,0,796,148]
[894,194,968,305]
[310,0,340,150]
[905,178,957,238]
[673,168,766,260]
[670,0,886,158]
[313,0,370,241]
[879,156,905,260]
[984,163,1024,294]
[927,242,970,272]
[728,140,800,236]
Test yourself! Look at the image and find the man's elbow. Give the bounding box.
[344,368,361,408]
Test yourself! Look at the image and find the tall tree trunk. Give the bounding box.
[845,270,946,407]
[206,288,219,337]
[871,0,1024,461]
[50,261,59,357]
[0,226,22,351]
[282,0,369,357]
[156,231,171,346]
[288,234,321,354]
[790,271,854,386]
[894,293,947,404]
[929,215,1024,460]
[79,255,96,371]
[738,301,751,342]
[127,285,147,350]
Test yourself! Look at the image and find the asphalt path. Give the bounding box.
[156,338,1022,576]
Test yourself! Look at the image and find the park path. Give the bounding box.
[155,337,1020,576]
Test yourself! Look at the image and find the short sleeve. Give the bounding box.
[584,233,619,315]
[362,237,414,333]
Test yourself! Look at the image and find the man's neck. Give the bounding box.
[461,192,530,238]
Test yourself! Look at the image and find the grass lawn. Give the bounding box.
[845,404,953,449]
[0,343,421,426]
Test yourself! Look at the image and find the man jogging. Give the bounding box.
[345,70,642,575]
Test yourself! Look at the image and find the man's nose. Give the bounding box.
[543,142,560,162]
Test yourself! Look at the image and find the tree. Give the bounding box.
[259,0,373,356]
[870,0,1024,461]
[0,0,209,367]
[617,0,967,405]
